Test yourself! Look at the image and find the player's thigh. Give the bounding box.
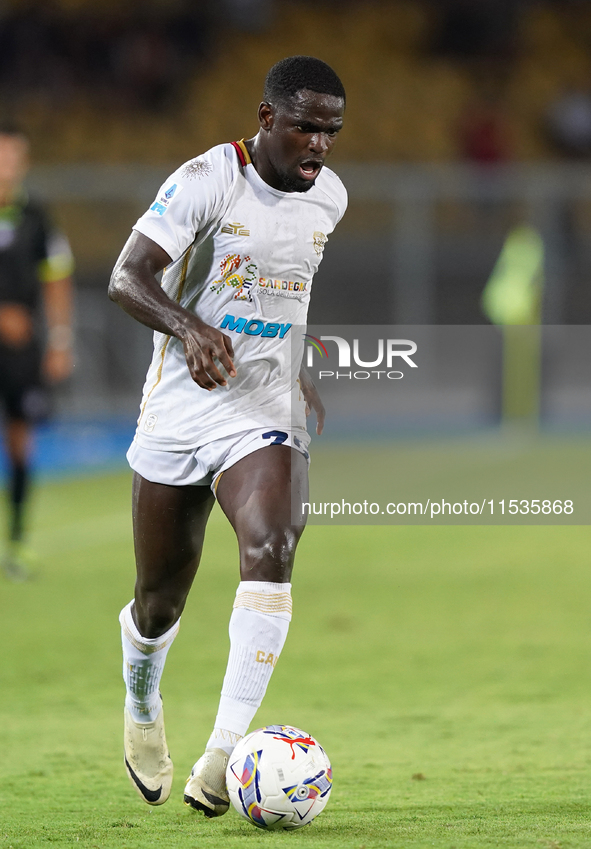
[132,472,215,591]
[216,445,309,581]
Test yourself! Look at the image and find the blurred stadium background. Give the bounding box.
[2,0,591,467]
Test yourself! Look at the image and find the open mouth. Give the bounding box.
[298,160,322,181]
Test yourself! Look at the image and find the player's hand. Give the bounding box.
[180,319,237,390]
[43,347,73,383]
[299,366,325,435]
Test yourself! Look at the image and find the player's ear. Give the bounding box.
[258,102,274,132]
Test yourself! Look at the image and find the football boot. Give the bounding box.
[124,704,172,805]
[184,748,230,817]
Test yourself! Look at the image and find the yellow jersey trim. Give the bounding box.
[236,139,252,165]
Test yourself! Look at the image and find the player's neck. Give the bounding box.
[244,135,285,193]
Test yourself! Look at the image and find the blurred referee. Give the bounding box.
[0,124,74,580]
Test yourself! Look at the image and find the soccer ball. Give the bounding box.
[226,725,333,830]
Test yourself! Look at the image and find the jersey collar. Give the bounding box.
[231,139,252,167]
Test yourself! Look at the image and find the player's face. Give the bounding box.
[258,89,344,193]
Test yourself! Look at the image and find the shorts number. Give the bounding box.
[262,430,288,445]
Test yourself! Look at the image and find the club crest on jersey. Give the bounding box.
[313,231,328,255]
[210,253,258,301]
[222,221,251,236]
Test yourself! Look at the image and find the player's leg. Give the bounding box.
[185,445,308,817]
[121,472,214,805]
[2,417,33,581]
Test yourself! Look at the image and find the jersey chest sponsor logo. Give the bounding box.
[210,254,309,303]
[210,253,258,301]
[257,277,309,297]
[221,221,250,236]
[220,314,292,338]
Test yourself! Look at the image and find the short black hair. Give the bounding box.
[264,56,345,106]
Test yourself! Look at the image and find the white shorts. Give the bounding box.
[127,427,311,492]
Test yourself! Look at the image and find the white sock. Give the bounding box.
[205,581,292,756]
[119,600,180,724]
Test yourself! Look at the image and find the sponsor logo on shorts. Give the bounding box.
[220,314,292,338]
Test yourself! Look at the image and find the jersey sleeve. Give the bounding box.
[316,166,348,228]
[328,169,348,225]
[334,179,348,224]
[132,145,236,263]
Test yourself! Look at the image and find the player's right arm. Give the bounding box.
[109,231,236,391]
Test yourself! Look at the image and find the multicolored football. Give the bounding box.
[226,725,333,830]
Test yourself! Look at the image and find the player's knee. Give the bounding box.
[133,593,181,639]
[241,525,302,581]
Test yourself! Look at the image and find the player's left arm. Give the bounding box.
[299,365,325,435]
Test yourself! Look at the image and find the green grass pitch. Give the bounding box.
[1,469,591,848]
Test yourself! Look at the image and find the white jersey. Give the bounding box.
[131,140,347,450]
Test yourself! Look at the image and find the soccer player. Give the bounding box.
[0,125,74,581]
[109,55,346,816]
